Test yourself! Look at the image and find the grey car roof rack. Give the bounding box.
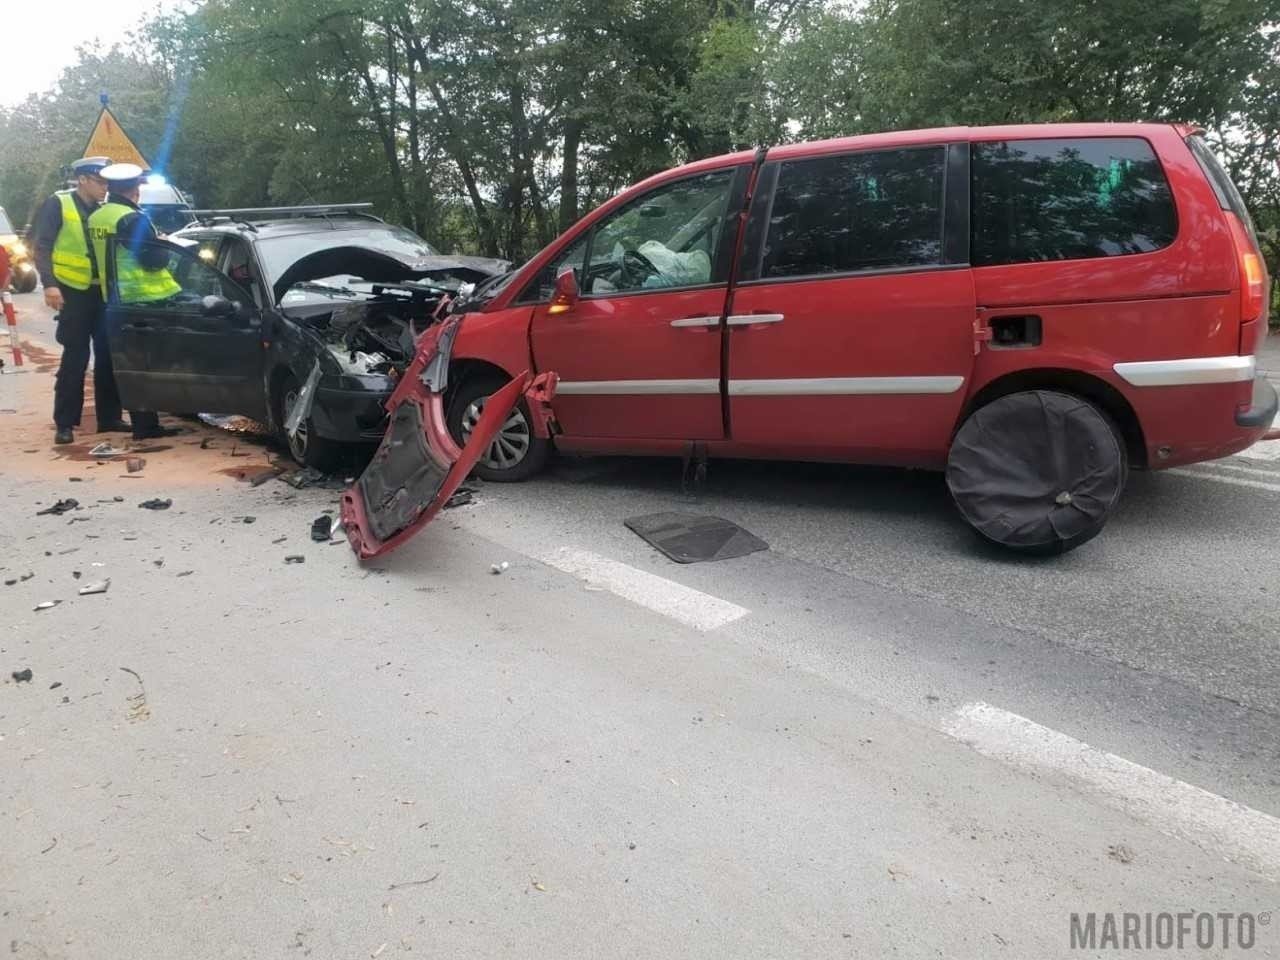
[189,203,383,227]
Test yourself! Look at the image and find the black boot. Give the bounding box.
[54,428,74,445]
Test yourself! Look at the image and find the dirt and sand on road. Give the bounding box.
[2,333,287,492]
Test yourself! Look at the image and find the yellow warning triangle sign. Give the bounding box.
[82,107,149,169]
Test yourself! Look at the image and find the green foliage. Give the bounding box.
[1,0,1277,305]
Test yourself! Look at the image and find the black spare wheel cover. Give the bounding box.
[946,391,1125,549]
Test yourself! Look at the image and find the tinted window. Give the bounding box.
[1186,135,1258,243]
[972,138,1177,266]
[220,237,266,308]
[0,208,14,234]
[762,147,946,278]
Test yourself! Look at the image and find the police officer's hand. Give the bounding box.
[44,286,64,312]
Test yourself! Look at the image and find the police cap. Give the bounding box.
[71,156,111,177]
[100,162,145,192]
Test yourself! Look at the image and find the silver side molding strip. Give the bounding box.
[728,376,965,396]
[555,379,721,396]
[1113,355,1255,387]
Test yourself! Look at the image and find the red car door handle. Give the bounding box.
[726,313,784,327]
[669,315,720,329]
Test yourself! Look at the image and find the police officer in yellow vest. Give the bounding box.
[30,155,132,444]
[89,163,183,440]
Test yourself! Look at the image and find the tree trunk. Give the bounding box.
[406,41,425,234]
[558,117,582,235]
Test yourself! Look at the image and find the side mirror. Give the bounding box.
[200,295,236,317]
[547,265,580,316]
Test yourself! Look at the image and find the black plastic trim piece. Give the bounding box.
[944,142,970,265]
[1235,376,1279,428]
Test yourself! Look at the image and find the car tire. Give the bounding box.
[446,372,550,483]
[945,390,1128,556]
[274,371,342,472]
[13,272,37,294]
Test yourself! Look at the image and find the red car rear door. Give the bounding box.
[724,143,976,467]
[527,165,750,440]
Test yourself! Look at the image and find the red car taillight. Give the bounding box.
[1227,213,1267,323]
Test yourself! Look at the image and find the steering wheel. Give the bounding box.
[621,247,659,285]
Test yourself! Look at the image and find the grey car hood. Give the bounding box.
[273,246,510,305]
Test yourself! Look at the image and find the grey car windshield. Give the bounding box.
[254,225,441,289]
[0,209,15,234]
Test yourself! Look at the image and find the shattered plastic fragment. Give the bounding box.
[444,490,473,509]
[33,600,60,611]
[88,442,124,457]
[138,498,173,511]
[284,555,306,564]
[11,669,33,683]
[311,515,333,542]
[285,361,323,441]
[77,580,110,596]
[36,498,79,516]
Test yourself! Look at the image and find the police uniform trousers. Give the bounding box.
[52,285,122,430]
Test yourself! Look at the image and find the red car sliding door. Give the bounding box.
[725,144,976,466]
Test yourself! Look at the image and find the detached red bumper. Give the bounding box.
[340,316,556,560]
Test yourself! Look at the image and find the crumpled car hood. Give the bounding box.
[340,316,556,560]
[273,247,510,304]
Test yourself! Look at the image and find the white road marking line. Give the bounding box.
[1165,468,1280,493]
[534,547,749,632]
[941,702,1280,881]
[1187,461,1280,480]
[1238,439,1280,462]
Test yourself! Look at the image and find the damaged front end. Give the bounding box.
[282,279,454,376]
[340,316,556,560]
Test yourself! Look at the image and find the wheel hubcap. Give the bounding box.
[460,397,530,470]
[284,388,308,460]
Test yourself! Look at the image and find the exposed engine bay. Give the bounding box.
[279,276,453,376]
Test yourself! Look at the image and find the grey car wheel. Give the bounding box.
[460,395,531,470]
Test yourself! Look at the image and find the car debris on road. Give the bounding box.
[338,315,558,560]
[36,498,78,516]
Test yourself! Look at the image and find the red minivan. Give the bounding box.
[439,123,1274,553]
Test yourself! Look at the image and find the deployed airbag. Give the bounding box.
[945,390,1125,551]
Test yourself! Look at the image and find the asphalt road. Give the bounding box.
[3,291,1279,958]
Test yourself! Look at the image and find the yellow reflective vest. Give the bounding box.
[88,201,181,304]
[50,192,94,291]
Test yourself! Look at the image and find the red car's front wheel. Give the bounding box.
[447,373,550,482]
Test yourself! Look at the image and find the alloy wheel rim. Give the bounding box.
[461,397,530,470]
